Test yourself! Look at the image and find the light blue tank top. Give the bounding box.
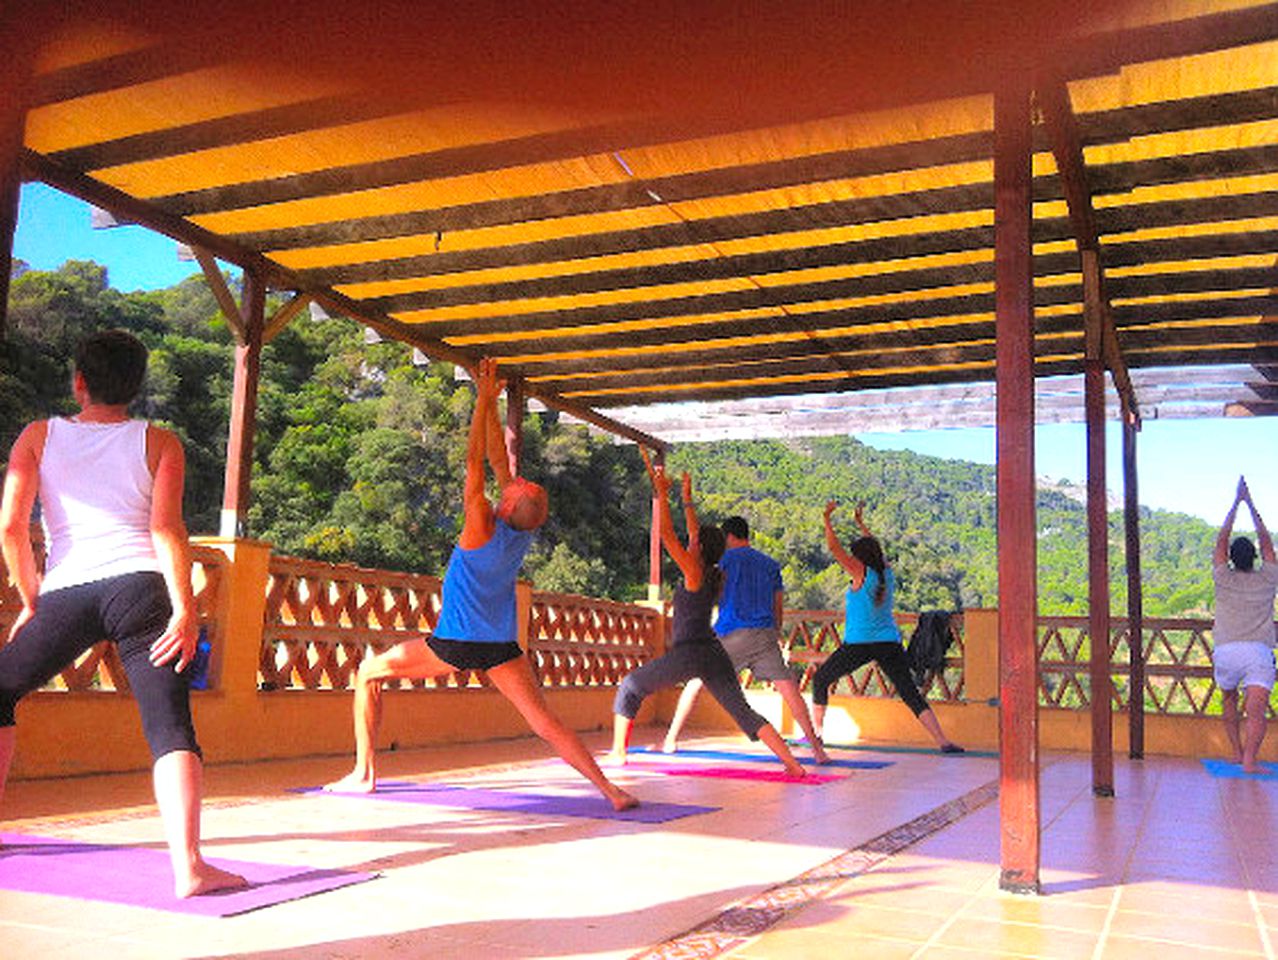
[842,567,901,645]
[433,519,534,643]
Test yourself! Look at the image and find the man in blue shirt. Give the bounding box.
[662,516,828,763]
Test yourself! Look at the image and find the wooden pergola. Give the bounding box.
[3,0,1276,895]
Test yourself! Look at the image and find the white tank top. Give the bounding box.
[38,417,162,593]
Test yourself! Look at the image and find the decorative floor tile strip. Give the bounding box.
[630,778,1000,960]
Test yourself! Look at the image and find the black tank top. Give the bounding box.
[671,577,719,647]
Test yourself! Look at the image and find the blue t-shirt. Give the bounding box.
[715,545,783,635]
[843,567,901,644]
[433,519,534,643]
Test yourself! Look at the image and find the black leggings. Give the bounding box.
[0,572,200,760]
[614,641,768,740]
[810,641,929,716]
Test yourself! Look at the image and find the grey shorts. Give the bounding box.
[717,626,792,682]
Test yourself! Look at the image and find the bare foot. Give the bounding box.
[606,786,640,811]
[660,738,678,754]
[322,771,376,794]
[783,763,808,779]
[811,740,831,765]
[177,860,248,899]
[600,751,629,767]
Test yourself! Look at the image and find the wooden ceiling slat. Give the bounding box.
[157,127,997,218]
[30,40,225,107]
[461,291,1003,356]
[400,254,1271,338]
[47,92,435,171]
[216,85,1276,255]
[299,185,998,285]
[1096,191,1278,234]
[572,360,1083,408]
[508,313,1084,377]
[369,228,1000,312]
[297,144,1278,285]
[460,294,1276,365]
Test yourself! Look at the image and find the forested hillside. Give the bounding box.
[3,261,1221,616]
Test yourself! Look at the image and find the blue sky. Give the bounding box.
[14,182,1275,527]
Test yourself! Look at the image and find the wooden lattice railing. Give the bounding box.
[527,591,662,687]
[260,555,663,691]
[0,541,226,693]
[1037,615,1276,716]
[782,609,966,703]
[260,555,447,691]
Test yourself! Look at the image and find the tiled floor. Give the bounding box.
[1,731,1275,959]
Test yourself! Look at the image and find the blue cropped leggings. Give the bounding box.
[0,572,200,760]
[614,641,768,740]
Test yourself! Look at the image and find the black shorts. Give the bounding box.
[428,636,524,671]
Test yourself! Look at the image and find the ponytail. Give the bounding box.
[850,536,888,606]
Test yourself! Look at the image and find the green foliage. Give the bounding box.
[3,260,1231,614]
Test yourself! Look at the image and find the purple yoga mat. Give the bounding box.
[0,833,378,917]
[633,763,844,784]
[299,781,718,823]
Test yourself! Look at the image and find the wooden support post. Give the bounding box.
[648,448,665,604]
[995,80,1040,896]
[1083,250,1115,797]
[220,271,265,538]
[1123,412,1145,759]
[505,375,525,477]
[0,9,33,337]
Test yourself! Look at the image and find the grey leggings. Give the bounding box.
[0,572,200,760]
[614,642,768,740]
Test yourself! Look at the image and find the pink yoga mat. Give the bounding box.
[0,833,378,917]
[633,763,844,784]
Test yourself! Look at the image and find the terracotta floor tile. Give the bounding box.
[933,916,1102,958]
[1107,909,1266,953]
[1099,933,1265,959]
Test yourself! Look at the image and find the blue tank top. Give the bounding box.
[433,520,534,643]
[842,567,901,645]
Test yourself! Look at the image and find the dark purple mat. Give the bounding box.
[0,833,378,917]
[298,781,718,823]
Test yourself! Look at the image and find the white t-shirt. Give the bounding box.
[38,418,161,593]
[1213,561,1278,647]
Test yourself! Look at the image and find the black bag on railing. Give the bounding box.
[907,610,955,691]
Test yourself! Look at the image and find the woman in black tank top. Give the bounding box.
[604,452,807,777]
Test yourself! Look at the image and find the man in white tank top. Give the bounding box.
[0,330,245,897]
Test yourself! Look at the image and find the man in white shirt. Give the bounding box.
[1212,477,1278,774]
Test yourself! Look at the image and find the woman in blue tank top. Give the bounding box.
[605,452,806,776]
[810,501,963,754]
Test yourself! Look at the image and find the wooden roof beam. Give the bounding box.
[1036,78,1137,426]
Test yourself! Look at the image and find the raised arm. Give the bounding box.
[823,500,864,586]
[641,448,701,591]
[145,427,199,671]
[479,359,515,490]
[458,361,498,549]
[0,422,45,641]
[1239,478,1275,563]
[1215,477,1245,565]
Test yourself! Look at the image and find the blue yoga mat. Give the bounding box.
[1201,758,1278,780]
[788,739,997,759]
[633,746,892,770]
[296,781,717,823]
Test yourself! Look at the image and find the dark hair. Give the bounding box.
[850,536,888,605]
[74,330,148,405]
[698,525,726,595]
[722,515,749,541]
[1230,536,1257,572]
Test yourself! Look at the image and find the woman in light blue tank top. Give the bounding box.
[324,359,638,812]
[809,501,963,755]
